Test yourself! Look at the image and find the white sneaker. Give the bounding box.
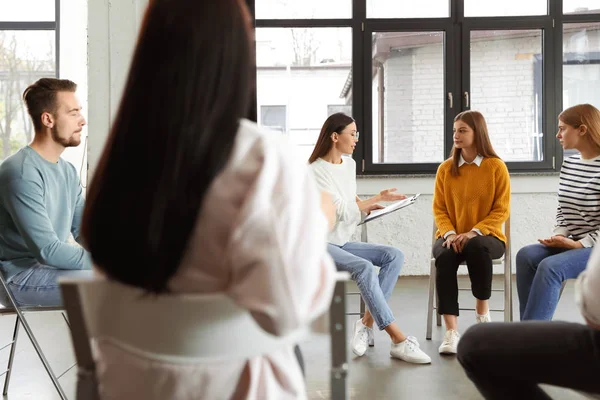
[439,329,460,355]
[475,312,492,324]
[351,319,370,356]
[390,336,431,364]
[367,326,375,347]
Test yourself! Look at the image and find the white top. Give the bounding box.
[93,119,337,400]
[554,154,600,247]
[458,154,483,167]
[309,156,361,246]
[576,243,600,326]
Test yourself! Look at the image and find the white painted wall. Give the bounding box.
[87,0,148,179]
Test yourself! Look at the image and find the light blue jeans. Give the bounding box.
[516,243,591,321]
[327,242,403,330]
[4,263,93,307]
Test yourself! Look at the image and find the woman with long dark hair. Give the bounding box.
[81,0,336,398]
[432,110,510,355]
[308,113,431,364]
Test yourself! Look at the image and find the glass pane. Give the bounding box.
[256,28,352,162]
[367,0,449,18]
[564,0,600,15]
[470,29,543,162]
[563,23,600,157]
[0,0,55,21]
[372,31,445,163]
[0,31,56,160]
[255,0,351,19]
[465,0,547,17]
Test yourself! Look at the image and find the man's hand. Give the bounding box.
[378,188,407,202]
[538,235,583,249]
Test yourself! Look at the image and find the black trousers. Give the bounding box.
[433,235,505,316]
[458,321,600,400]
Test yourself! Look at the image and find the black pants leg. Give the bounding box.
[433,235,504,316]
[458,321,600,400]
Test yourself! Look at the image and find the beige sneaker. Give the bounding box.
[475,312,492,324]
[438,329,460,354]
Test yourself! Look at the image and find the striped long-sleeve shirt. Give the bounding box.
[554,154,600,247]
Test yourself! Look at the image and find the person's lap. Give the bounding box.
[4,263,93,307]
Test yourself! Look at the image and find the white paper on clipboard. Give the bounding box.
[358,193,421,225]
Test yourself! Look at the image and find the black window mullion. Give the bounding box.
[353,0,366,175]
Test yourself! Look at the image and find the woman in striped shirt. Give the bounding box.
[517,103,600,321]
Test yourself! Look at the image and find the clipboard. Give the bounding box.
[358,193,421,225]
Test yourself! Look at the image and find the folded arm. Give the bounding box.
[2,178,90,269]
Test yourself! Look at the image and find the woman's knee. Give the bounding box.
[516,244,545,269]
[381,246,404,272]
[349,259,377,282]
[536,258,562,280]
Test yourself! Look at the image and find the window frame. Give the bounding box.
[0,0,60,77]
[248,0,600,175]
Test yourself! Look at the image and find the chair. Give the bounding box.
[59,273,350,400]
[0,273,71,399]
[426,216,513,340]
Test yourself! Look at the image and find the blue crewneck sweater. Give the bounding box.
[0,146,91,280]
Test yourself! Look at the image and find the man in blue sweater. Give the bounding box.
[0,78,92,306]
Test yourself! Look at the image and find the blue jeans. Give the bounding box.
[4,263,93,307]
[327,242,403,330]
[516,243,591,321]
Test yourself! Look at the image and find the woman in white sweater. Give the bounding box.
[308,112,431,364]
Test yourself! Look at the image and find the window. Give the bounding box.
[464,0,547,17]
[367,0,449,19]
[260,105,287,133]
[470,29,543,162]
[371,31,445,164]
[327,104,352,117]
[250,0,600,174]
[255,27,352,163]
[564,0,600,15]
[0,1,58,161]
[562,22,600,158]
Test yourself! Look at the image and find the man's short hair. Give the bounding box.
[22,78,77,132]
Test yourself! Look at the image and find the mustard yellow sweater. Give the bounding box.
[433,157,510,243]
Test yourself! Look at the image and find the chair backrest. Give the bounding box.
[59,277,310,364]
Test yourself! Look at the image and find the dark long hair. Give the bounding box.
[81,0,252,293]
[308,112,355,163]
[450,110,499,176]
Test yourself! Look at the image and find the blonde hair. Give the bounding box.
[558,104,600,150]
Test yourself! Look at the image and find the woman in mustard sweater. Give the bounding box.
[433,110,510,355]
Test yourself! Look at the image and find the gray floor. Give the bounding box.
[300,276,591,400]
[0,276,591,399]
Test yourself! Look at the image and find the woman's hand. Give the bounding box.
[538,235,583,249]
[443,231,477,253]
[365,203,385,215]
[378,188,407,202]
